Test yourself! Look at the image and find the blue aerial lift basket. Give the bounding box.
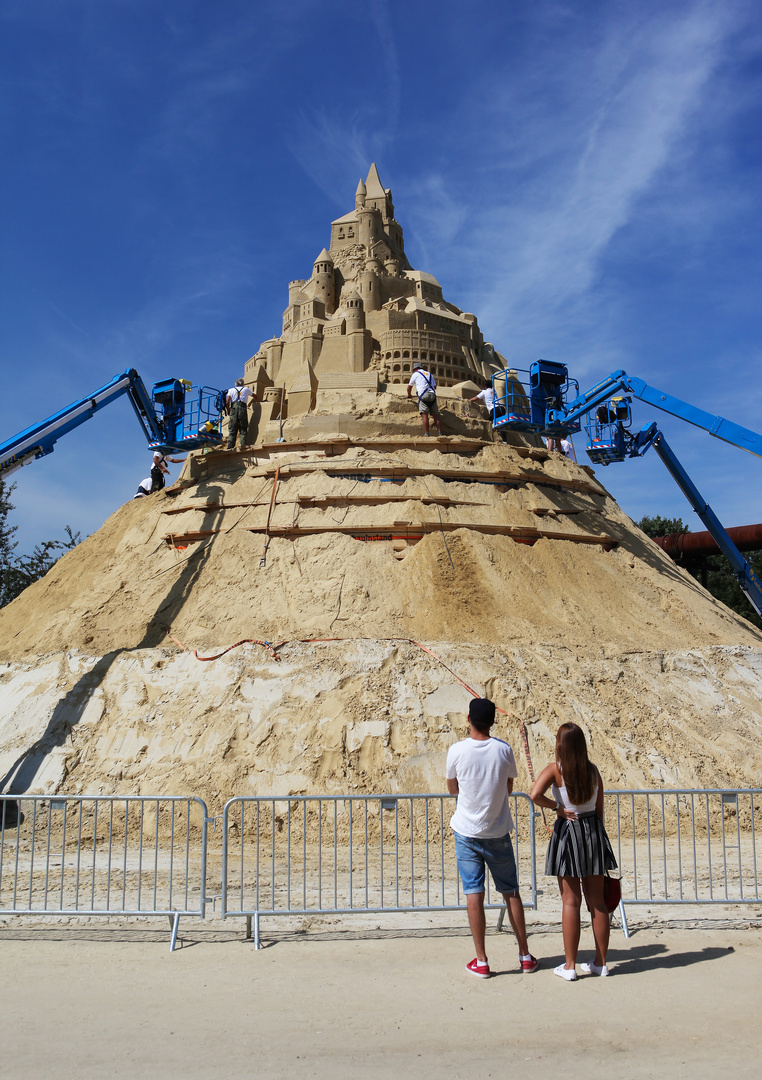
[0,369,225,478]
[489,360,762,618]
[492,360,581,437]
[149,379,225,453]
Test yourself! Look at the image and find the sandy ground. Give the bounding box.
[1,914,760,1079]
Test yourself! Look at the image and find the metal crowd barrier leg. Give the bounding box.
[169,912,180,952]
[244,912,262,949]
[616,899,630,938]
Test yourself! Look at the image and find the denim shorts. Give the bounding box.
[454,831,519,895]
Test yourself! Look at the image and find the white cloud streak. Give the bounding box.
[286,1,401,204]
[406,3,753,366]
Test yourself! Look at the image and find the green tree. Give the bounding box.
[637,515,689,539]
[638,513,762,630]
[697,549,762,631]
[0,477,81,609]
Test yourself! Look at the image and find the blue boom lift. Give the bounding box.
[491,363,762,618]
[0,370,225,478]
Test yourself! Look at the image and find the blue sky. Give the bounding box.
[1,0,761,553]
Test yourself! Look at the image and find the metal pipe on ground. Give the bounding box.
[654,523,762,558]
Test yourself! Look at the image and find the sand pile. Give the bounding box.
[0,435,760,804]
[0,439,755,656]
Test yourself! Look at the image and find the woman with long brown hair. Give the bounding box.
[530,722,617,981]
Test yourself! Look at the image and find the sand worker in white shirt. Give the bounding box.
[446,697,538,979]
[151,450,185,492]
[468,385,508,442]
[407,363,442,436]
[225,378,256,450]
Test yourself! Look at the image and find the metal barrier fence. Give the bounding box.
[220,793,537,947]
[606,789,761,927]
[2,789,760,950]
[0,795,208,950]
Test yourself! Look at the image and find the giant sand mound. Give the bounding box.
[1,166,760,808]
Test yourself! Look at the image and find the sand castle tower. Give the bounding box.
[1,167,761,810]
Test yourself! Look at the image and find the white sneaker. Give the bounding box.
[580,961,609,976]
[553,963,577,981]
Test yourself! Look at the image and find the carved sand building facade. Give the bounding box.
[245,165,503,416]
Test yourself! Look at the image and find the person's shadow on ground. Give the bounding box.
[493,942,732,977]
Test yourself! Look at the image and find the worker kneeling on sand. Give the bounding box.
[407,363,441,437]
[446,697,538,978]
[226,378,255,450]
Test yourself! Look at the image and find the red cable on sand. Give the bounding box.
[163,629,282,661]
[162,628,543,791]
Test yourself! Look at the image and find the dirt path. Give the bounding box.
[1,918,759,1078]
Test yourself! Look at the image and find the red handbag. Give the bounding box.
[603,874,622,913]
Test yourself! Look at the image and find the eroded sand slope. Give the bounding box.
[0,438,760,801]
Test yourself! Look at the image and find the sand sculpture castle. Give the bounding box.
[243,164,499,423]
[0,167,761,808]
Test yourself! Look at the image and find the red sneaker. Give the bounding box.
[520,955,539,973]
[465,958,491,978]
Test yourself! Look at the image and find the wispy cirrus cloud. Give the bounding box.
[405,2,753,369]
[286,1,401,205]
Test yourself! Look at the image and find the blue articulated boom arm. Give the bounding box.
[0,369,164,478]
[648,429,762,619]
[557,370,762,457]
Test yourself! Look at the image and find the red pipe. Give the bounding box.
[654,523,762,557]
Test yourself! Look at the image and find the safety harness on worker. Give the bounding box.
[417,371,436,405]
[228,387,247,414]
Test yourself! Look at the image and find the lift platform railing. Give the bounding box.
[149,380,225,453]
[180,385,225,446]
[584,397,633,464]
[491,362,580,437]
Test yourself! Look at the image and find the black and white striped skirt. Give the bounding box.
[544,812,618,878]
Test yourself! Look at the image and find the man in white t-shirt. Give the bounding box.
[406,364,441,436]
[446,697,538,978]
[469,386,508,442]
[226,378,255,449]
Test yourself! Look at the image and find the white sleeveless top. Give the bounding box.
[552,765,598,815]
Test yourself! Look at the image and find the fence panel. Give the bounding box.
[220,793,536,945]
[0,795,208,949]
[3,789,759,950]
[605,789,761,908]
